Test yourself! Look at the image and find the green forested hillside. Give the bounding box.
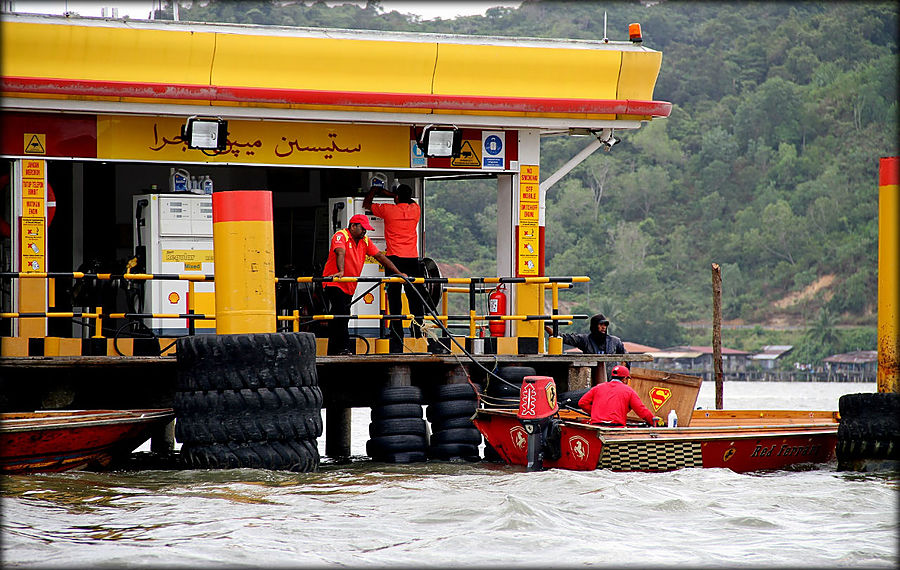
[169,1,897,360]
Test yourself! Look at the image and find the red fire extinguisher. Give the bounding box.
[488,284,507,337]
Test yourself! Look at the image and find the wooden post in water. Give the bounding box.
[712,263,724,409]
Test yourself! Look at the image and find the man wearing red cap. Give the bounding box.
[322,214,405,355]
[578,365,661,427]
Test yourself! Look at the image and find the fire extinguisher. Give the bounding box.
[488,284,507,337]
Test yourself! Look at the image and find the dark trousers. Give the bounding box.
[324,285,352,355]
[386,256,428,346]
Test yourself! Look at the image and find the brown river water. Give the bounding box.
[2,382,897,568]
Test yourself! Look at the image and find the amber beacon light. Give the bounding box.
[629,23,643,43]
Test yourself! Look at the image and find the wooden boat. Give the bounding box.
[473,407,839,473]
[473,369,839,473]
[0,409,175,474]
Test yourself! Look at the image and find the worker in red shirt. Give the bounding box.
[363,179,428,351]
[322,214,405,355]
[578,365,661,427]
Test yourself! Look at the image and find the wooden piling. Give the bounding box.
[712,263,723,409]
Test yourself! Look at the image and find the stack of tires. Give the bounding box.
[837,392,899,471]
[367,386,427,463]
[426,383,482,461]
[173,332,322,472]
[481,366,535,461]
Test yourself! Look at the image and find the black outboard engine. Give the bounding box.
[517,376,560,471]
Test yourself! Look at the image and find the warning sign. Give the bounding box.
[518,225,539,276]
[20,217,45,273]
[451,140,481,168]
[24,134,46,155]
[518,164,540,225]
[23,159,45,179]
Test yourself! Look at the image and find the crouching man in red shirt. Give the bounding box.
[578,365,662,427]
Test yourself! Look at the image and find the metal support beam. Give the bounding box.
[539,137,604,193]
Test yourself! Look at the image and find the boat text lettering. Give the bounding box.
[750,443,822,458]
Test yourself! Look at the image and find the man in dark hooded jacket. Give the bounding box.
[545,314,626,378]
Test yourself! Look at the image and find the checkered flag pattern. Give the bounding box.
[598,440,703,471]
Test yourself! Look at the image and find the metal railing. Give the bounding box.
[2,271,589,348]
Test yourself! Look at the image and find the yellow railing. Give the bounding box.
[1,272,589,351]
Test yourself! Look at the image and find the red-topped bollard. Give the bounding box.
[878,157,899,394]
[212,190,276,334]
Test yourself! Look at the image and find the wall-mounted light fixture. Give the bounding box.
[417,125,462,158]
[181,116,228,151]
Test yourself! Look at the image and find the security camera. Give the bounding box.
[596,128,620,151]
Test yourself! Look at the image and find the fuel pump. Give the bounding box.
[133,193,215,335]
[327,196,389,336]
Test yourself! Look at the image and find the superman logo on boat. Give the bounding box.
[649,387,672,411]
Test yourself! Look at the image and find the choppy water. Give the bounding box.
[2,382,897,568]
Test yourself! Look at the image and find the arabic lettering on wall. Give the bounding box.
[149,124,361,159]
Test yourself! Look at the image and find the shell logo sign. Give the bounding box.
[649,387,672,411]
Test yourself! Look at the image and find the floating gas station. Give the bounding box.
[0,11,676,461]
[1,11,670,347]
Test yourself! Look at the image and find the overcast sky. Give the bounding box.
[10,1,523,20]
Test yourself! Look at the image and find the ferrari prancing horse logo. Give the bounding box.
[649,387,672,411]
[568,435,590,462]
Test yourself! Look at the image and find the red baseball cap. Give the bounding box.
[349,214,374,231]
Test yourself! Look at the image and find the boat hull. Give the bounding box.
[473,408,838,473]
[1,409,175,474]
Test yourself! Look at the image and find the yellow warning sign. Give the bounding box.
[451,140,481,167]
[21,217,45,273]
[23,159,45,179]
[24,134,46,155]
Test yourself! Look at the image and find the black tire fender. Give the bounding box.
[430,427,482,446]
[368,418,427,437]
[370,403,423,420]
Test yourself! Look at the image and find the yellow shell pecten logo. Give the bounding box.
[363,292,375,305]
[167,291,180,304]
[649,387,672,411]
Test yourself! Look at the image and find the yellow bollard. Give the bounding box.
[93,306,103,338]
[878,157,899,393]
[212,191,276,334]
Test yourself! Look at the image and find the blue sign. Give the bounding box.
[484,135,503,155]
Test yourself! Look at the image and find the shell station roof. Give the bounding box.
[0,12,670,130]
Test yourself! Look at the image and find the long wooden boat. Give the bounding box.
[0,409,175,474]
[473,407,839,473]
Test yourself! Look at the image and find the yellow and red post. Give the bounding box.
[212,190,276,334]
[878,157,899,393]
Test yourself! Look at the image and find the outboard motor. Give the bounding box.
[517,376,559,471]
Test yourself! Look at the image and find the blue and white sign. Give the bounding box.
[410,140,426,168]
[482,131,505,169]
